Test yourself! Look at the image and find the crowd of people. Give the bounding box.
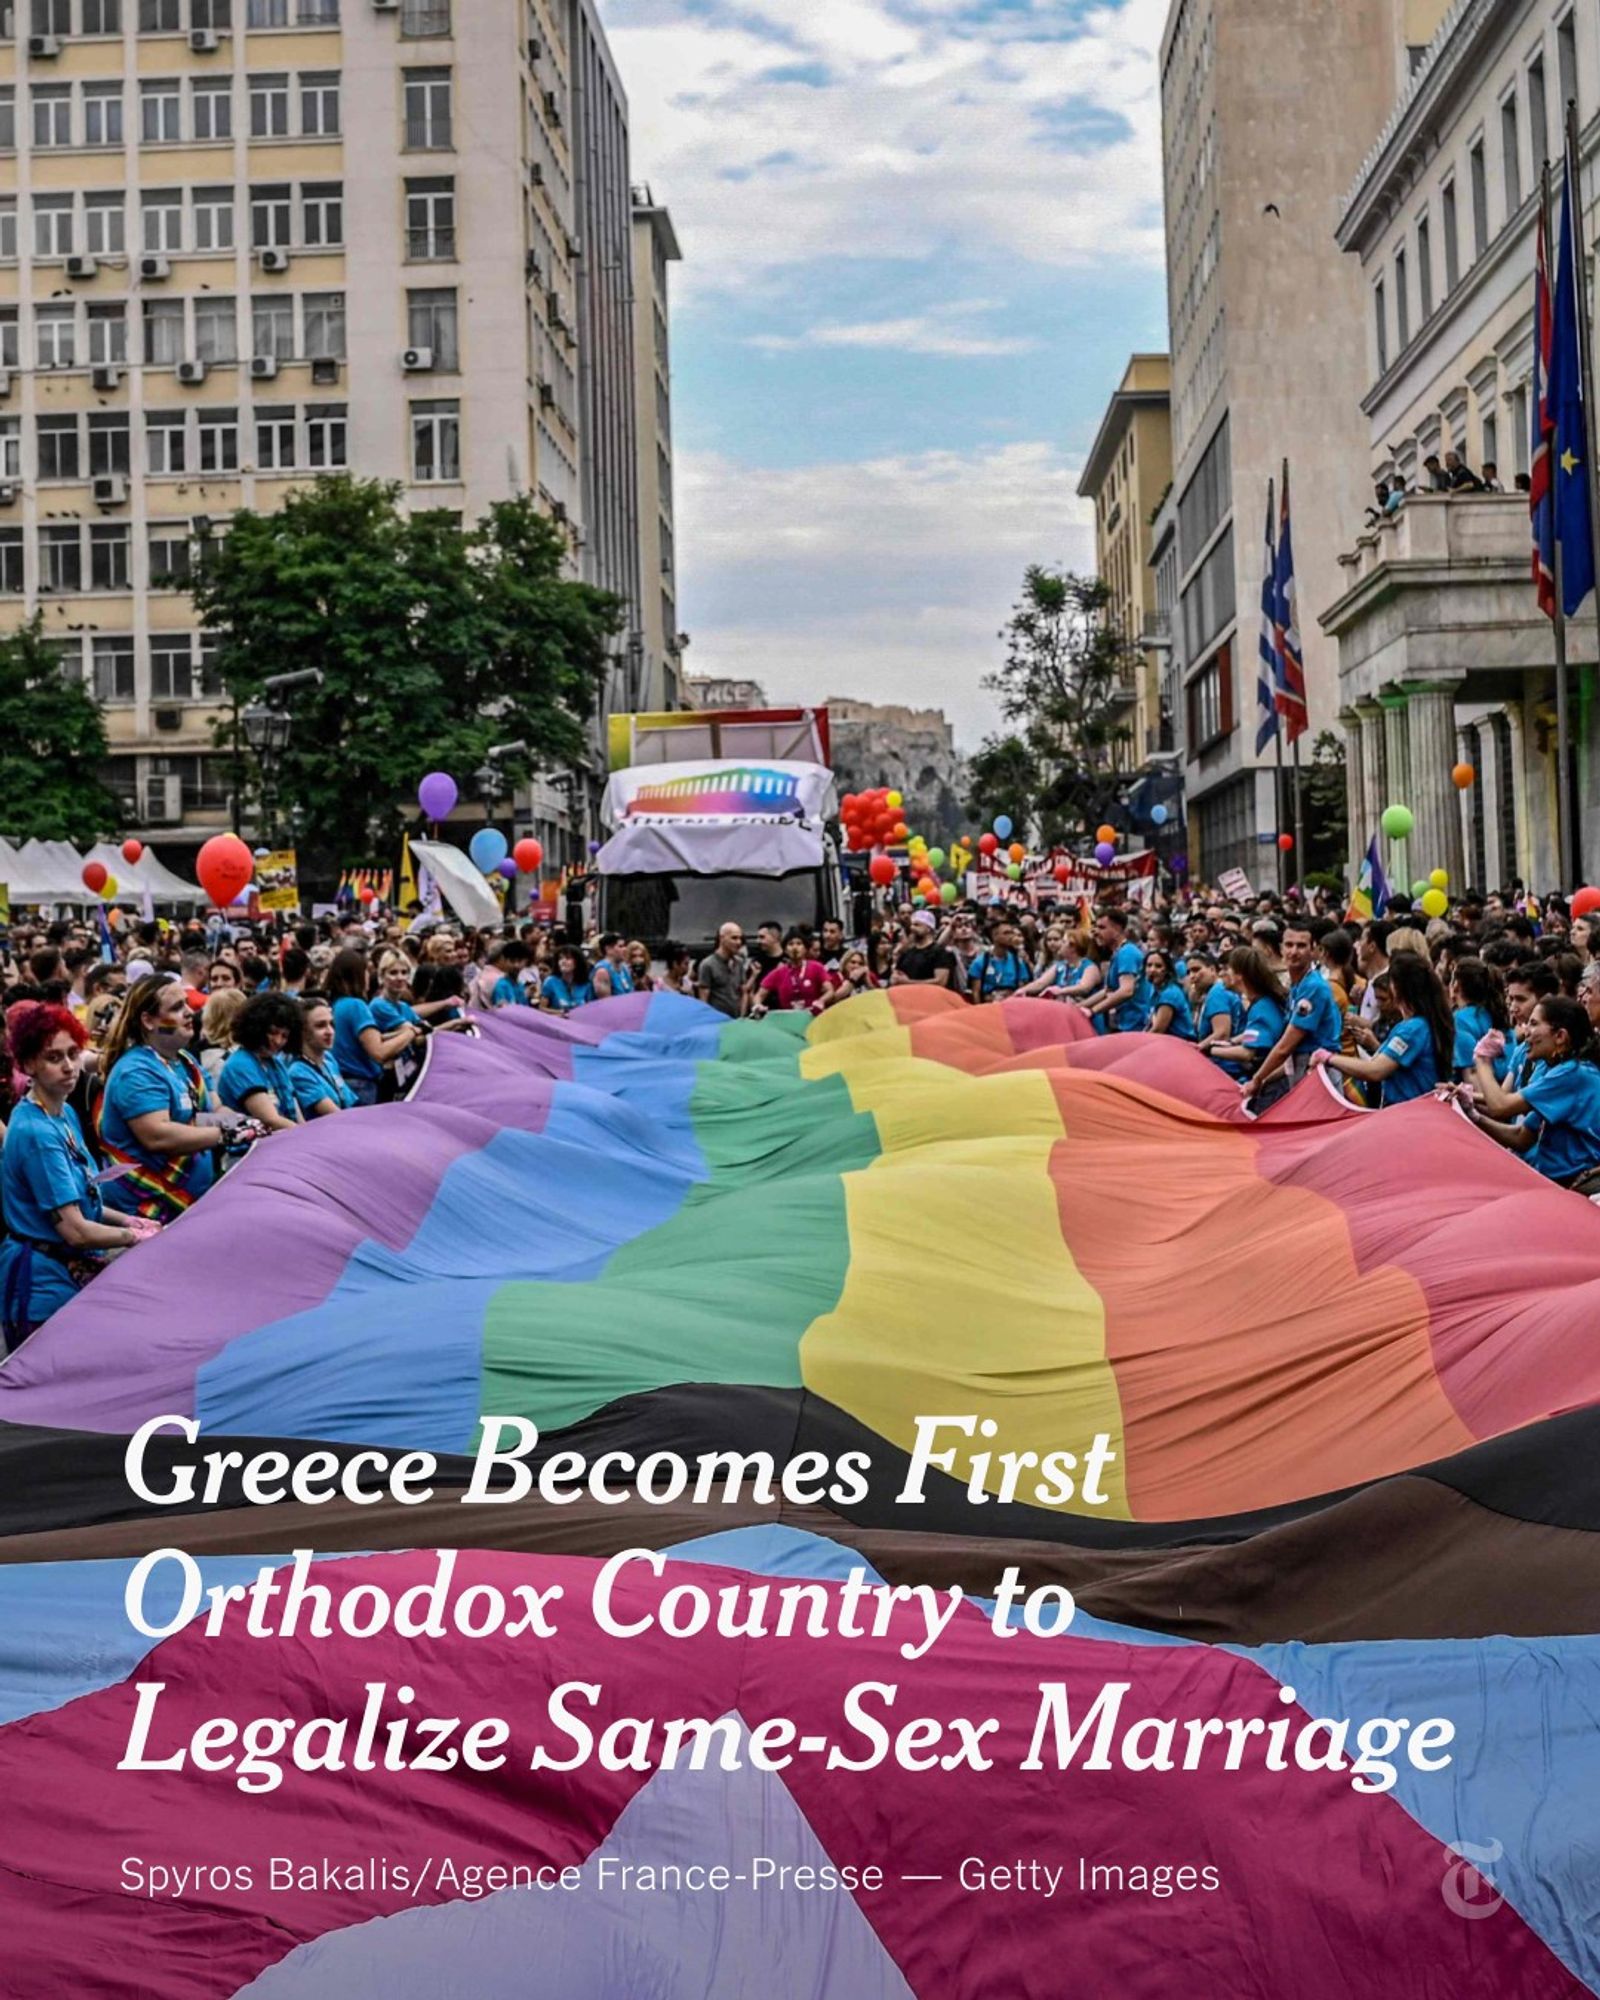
[2,877,1598,1351]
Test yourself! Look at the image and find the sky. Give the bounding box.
[600,0,1172,751]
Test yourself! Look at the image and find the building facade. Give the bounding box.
[1324,0,1600,891]
[1077,352,1173,771]
[1158,0,1452,887]
[631,181,680,715]
[0,0,667,863]
[827,698,965,845]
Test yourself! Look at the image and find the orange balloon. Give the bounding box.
[1096,824,1118,846]
[893,822,908,842]
[1451,763,1476,790]
[1008,842,1025,865]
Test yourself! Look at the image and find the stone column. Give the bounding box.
[1356,699,1386,854]
[1505,702,1534,891]
[1405,679,1466,887]
[1340,710,1365,880]
[1380,691,1412,886]
[1477,716,1505,890]
[1456,725,1480,889]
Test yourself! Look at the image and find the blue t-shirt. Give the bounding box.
[218,1048,299,1121]
[332,996,380,1081]
[969,950,1031,1000]
[490,975,530,1008]
[290,1053,356,1115]
[1197,985,1243,1040]
[1377,1014,1440,1105]
[541,975,592,1013]
[2,1097,103,1242]
[1060,959,1098,996]
[372,996,423,1034]
[99,1046,216,1209]
[1151,982,1197,1040]
[594,959,635,998]
[1504,1037,1535,1095]
[1237,996,1288,1061]
[1521,1061,1600,1182]
[1287,970,1343,1055]
[1453,1004,1508,1079]
[1106,941,1152,1033]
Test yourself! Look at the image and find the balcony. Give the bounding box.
[1141,610,1172,650]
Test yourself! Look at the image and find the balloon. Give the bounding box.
[1006,863,1023,881]
[1095,841,1115,866]
[978,833,999,856]
[1381,804,1414,839]
[100,875,118,900]
[418,772,458,822]
[940,882,959,905]
[892,822,908,842]
[1411,881,1432,900]
[1171,853,1189,875]
[513,838,543,874]
[1151,804,1168,827]
[1054,862,1072,884]
[196,833,255,908]
[1278,834,1294,852]
[1429,869,1448,891]
[869,855,897,887]
[359,885,377,905]
[1421,889,1449,919]
[993,816,1012,840]
[469,827,509,873]
[120,838,144,866]
[587,840,601,857]
[1096,824,1118,847]
[1452,763,1476,790]
[1008,843,1026,865]
[1571,886,1600,919]
[81,860,108,893]
[494,859,516,881]
[926,847,945,871]
[886,791,903,810]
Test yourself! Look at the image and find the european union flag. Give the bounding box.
[1550,154,1595,615]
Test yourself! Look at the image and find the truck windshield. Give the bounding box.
[602,871,831,951]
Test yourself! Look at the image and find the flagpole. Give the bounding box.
[1291,734,1305,891]
[1275,730,1285,897]
[1563,101,1594,884]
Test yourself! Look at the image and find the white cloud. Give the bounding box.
[747,303,1039,357]
[675,443,1096,748]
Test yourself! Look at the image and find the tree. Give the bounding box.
[981,567,1143,845]
[190,478,624,872]
[965,735,1041,833]
[0,617,121,843]
[1303,729,1349,879]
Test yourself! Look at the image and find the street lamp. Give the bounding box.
[232,668,323,840]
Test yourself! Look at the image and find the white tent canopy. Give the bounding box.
[82,842,207,906]
[0,837,206,907]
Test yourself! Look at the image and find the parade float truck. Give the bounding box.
[594,707,845,959]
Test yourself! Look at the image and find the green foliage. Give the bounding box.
[190,477,624,866]
[0,616,121,843]
[1304,730,1349,879]
[965,735,1041,831]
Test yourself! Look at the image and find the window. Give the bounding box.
[1186,647,1233,751]
[0,201,14,262]
[84,194,126,257]
[197,406,238,472]
[34,194,73,261]
[250,183,292,247]
[0,90,14,153]
[151,634,194,700]
[297,0,338,20]
[0,310,15,369]
[0,417,18,479]
[1512,382,1531,478]
[81,87,123,151]
[1442,179,1460,291]
[1394,248,1409,350]
[406,177,455,260]
[400,0,449,33]
[1529,56,1548,171]
[192,0,231,25]
[411,398,459,481]
[1417,214,1433,320]
[252,294,294,357]
[93,636,135,703]
[36,304,76,368]
[407,286,458,368]
[306,401,346,467]
[88,412,130,474]
[0,529,22,594]
[37,415,79,481]
[1374,277,1388,373]
[1501,93,1521,212]
[88,302,127,365]
[301,72,339,135]
[256,404,296,468]
[247,0,287,22]
[1559,13,1578,127]
[141,79,182,144]
[90,523,130,592]
[404,69,452,151]
[33,0,70,31]
[193,185,235,251]
[143,189,183,252]
[83,0,122,25]
[140,0,182,26]
[192,79,233,142]
[194,295,237,363]
[32,86,72,150]
[41,525,82,595]
[303,290,345,358]
[143,297,185,365]
[149,521,193,584]
[1469,139,1488,255]
[249,73,289,139]
[302,181,342,246]
[1482,409,1498,473]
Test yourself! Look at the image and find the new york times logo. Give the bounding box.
[1441,1838,1504,1920]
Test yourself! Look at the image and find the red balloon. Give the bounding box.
[81,860,108,893]
[196,832,255,908]
[359,885,377,905]
[1572,885,1600,920]
[1053,863,1072,884]
[1278,834,1295,852]
[513,838,543,875]
[869,854,897,887]
[978,833,999,856]
[120,838,144,866]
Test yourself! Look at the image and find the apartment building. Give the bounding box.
[631,180,679,715]
[0,0,664,860]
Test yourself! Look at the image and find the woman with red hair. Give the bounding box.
[1,1001,154,1351]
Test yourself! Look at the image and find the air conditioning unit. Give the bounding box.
[91,364,122,392]
[310,357,341,385]
[66,255,98,281]
[0,484,18,508]
[538,381,555,409]
[250,355,280,381]
[189,27,219,52]
[258,248,291,274]
[92,473,128,508]
[28,32,61,57]
[140,255,172,282]
[142,774,183,823]
[175,359,209,385]
[371,0,398,10]
[402,346,434,373]
[153,707,184,733]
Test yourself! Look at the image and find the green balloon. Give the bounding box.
[940,881,958,905]
[1411,880,1431,900]
[926,847,945,871]
[1006,862,1023,881]
[1381,804,1415,839]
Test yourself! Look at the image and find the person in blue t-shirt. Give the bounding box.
[1079,909,1151,1033]
[1206,947,1287,1083]
[540,945,594,1014]
[589,934,636,1001]
[290,998,358,1117]
[969,919,1035,1003]
[1450,957,1511,1080]
[97,973,228,1218]
[218,992,303,1131]
[1190,957,1243,1053]
[325,948,420,1107]
[1243,921,1345,1105]
[1501,963,1558,1096]
[1464,997,1600,1187]
[1316,951,1455,1107]
[488,939,535,1008]
[1145,949,1196,1040]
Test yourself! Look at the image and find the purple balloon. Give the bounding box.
[496,858,517,880]
[587,840,601,856]
[1095,841,1115,866]
[418,771,458,821]
[1171,853,1189,876]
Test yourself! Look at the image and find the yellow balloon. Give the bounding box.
[101,875,119,899]
[885,791,903,810]
[1429,869,1448,890]
[1421,888,1448,919]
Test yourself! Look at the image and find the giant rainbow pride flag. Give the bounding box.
[0,990,1596,1995]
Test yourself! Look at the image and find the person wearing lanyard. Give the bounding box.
[1460,997,1600,1188]
[1502,963,1559,1096]
[1242,921,1344,1106]
[1145,950,1197,1039]
[218,993,304,1132]
[96,973,227,1222]
[1079,909,1151,1033]
[326,947,419,1107]
[2,1002,157,1350]
[373,949,457,1035]
[968,920,1034,1004]
[541,946,594,1015]
[1450,957,1511,1081]
[1191,957,1242,1054]
[1205,948,1287,1082]
[1312,951,1455,1106]
[291,998,357,1118]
